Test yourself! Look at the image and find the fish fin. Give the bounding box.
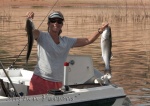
[110,53,113,61]
[104,69,111,75]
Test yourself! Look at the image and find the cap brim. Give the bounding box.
[49,12,64,20]
[49,15,63,19]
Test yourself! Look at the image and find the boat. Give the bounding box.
[0,55,130,106]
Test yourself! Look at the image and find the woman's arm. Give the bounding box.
[33,29,40,40]
[74,23,108,47]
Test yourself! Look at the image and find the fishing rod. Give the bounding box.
[0,61,20,97]
[9,0,59,68]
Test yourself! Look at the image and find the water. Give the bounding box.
[0,2,150,105]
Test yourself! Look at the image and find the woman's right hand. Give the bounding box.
[26,12,34,20]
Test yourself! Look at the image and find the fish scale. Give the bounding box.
[100,26,112,74]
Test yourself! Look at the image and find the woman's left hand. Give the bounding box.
[98,22,109,33]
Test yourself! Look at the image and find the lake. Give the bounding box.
[0,1,150,105]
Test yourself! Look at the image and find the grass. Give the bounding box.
[31,6,45,8]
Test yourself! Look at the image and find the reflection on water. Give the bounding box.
[115,97,131,106]
[0,4,150,106]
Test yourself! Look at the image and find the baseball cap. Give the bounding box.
[48,11,64,20]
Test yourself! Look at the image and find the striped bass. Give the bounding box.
[100,26,112,74]
[25,19,34,64]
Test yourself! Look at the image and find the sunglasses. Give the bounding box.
[49,19,63,24]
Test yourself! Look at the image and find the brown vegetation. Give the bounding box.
[1,0,150,7]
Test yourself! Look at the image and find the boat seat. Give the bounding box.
[0,96,8,99]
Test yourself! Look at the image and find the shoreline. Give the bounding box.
[9,5,150,10]
[1,0,150,7]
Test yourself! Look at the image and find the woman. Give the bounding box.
[26,11,108,95]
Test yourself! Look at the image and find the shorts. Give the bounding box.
[28,74,62,95]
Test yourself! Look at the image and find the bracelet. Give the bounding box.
[98,28,103,34]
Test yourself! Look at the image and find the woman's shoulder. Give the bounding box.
[60,36,77,42]
[39,31,49,35]
[60,36,70,40]
[60,36,74,39]
[36,31,49,41]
